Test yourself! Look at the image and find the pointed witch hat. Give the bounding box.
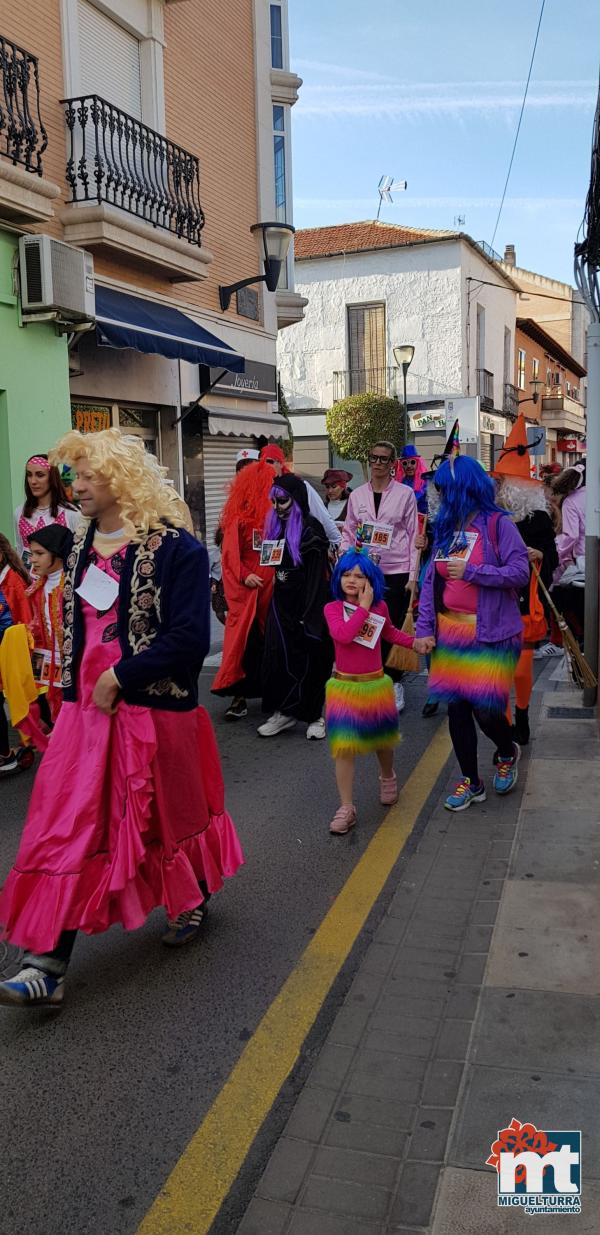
[492,413,542,483]
[422,418,460,480]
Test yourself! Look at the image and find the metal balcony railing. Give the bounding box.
[333,367,399,402]
[476,368,494,409]
[61,95,206,245]
[503,381,519,417]
[0,35,48,174]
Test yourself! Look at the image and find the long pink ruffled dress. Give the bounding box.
[0,546,244,954]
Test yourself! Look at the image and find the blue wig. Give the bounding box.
[331,548,385,604]
[433,455,502,556]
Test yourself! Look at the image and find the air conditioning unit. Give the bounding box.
[19,234,95,321]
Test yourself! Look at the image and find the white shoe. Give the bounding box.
[307,718,326,740]
[393,682,405,713]
[257,711,296,737]
[533,642,563,659]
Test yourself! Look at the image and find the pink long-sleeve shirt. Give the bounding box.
[555,486,585,580]
[324,599,414,674]
[341,480,418,577]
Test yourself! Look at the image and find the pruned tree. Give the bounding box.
[326,393,403,475]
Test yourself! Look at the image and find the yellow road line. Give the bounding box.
[137,723,452,1235]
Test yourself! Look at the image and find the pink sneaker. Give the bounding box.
[329,805,357,835]
[379,772,398,805]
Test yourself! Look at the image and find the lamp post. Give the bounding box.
[393,345,415,445]
[219,222,295,312]
[518,377,544,407]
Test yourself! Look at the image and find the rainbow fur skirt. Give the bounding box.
[326,670,399,757]
[428,610,522,714]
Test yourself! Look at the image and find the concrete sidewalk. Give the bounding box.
[237,664,600,1234]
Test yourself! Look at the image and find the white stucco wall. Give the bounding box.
[460,245,517,413]
[277,238,518,418]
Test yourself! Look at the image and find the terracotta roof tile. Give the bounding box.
[294,220,457,260]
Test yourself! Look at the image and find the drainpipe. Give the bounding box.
[583,320,600,706]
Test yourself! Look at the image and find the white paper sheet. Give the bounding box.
[75,563,120,611]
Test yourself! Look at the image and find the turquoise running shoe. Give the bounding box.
[493,744,521,796]
[444,778,487,812]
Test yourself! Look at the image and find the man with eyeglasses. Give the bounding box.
[341,441,418,712]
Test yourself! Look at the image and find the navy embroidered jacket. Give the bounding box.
[62,521,210,710]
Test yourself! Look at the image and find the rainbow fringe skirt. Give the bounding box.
[428,610,521,714]
[326,669,399,758]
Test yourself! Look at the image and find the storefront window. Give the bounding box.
[71,403,112,433]
[118,406,160,457]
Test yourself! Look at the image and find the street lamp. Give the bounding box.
[518,377,544,407]
[219,222,295,312]
[393,344,415,444]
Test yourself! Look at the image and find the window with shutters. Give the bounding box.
[77,0,142,119]
[347,304,387,395]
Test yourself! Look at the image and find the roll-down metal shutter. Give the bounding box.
[479,435,492,472]
[78,0,142,119]
[202,431,253,545]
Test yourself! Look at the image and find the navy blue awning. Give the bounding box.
[94,285,245,373]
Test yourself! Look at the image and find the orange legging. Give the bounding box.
[507,648,534,722]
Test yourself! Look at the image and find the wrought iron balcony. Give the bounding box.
[333,367,399,402]
[61,95,205,245]
[503,381,519,417]
[476,367,494,409]
[0,34,47,174]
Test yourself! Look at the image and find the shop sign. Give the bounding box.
[409,410,446,431]
[445,396,478,443]
[480,411,506,436]
[560,438,578,452]
[71,404,111,433]
[209,360,278,402]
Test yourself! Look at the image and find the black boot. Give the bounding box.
[512,707,530,745]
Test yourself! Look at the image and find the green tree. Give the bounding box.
[278,379,294,461]
[326,393,403,474]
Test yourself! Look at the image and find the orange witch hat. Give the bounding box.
[492,413,541,482]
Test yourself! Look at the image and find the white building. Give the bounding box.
[277,221,520,478]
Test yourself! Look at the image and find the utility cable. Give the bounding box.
[490,0,546,250]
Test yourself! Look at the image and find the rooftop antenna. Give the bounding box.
[377,175,407,220]
[454,214,466,228]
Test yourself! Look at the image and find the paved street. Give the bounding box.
[0,666,447,1235]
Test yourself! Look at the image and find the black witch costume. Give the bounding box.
[261,474,333,723]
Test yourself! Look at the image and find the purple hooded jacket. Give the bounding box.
[416,511,530,644]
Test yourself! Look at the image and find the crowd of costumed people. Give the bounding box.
[0,416,590,1007]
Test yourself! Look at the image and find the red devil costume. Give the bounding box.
[212,460,275,701]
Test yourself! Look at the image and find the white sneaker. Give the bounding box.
[257,711,296,737]
[306,718,326,740]
[533,642,563,659]
[393,682,406,713]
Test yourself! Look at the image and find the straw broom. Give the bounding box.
[532,563,597,689]
[385,519,426,674]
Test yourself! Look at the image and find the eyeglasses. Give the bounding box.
[369,454,393,465]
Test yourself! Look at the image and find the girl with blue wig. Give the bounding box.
[416,455,530,811]
[324,549,434,834]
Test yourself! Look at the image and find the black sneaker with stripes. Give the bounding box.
[161,901,209,947]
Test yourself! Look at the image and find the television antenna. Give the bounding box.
[454,214,466,228]
[377,175,407,220]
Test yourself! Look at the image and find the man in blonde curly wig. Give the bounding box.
[0,429,244,1008]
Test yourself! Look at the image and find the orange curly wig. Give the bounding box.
[219,460,275,534]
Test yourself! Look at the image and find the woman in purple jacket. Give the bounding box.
[416,456,529,812]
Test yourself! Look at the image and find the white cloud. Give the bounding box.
[294,58,396,82]
[296,79,596,121]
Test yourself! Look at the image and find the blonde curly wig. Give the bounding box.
[49,428,193,541]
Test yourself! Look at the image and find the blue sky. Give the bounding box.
[288,0,598,284]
